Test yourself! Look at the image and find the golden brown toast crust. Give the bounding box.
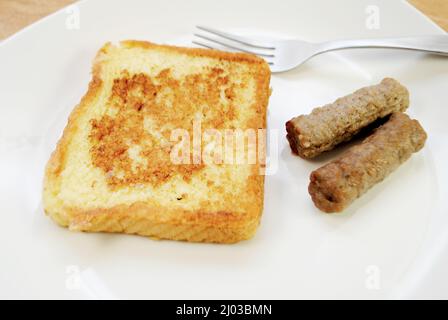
[43,41,271,243]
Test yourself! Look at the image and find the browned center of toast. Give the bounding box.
[89,68,240,190]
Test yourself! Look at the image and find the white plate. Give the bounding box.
[1,0,447,299]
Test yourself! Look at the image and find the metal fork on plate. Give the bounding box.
[193,26,448,72]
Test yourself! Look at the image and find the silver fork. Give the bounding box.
[193,26,448,73]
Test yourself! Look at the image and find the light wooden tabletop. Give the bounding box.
[0,0,447,40]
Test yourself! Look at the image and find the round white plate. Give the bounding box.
[1,0,447,299]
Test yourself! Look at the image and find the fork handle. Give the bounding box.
[318,35,448,55]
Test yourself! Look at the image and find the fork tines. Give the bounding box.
[193,25,275,65]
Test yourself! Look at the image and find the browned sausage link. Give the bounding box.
[308,112,427,213]
[286,78,409,158]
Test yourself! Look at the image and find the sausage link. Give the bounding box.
[286,78,409,158]
[308,112,427,213]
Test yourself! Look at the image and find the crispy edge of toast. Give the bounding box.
[43,40,271,243]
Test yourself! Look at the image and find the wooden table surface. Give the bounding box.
[0,0,447,40]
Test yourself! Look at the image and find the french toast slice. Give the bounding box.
[43,41,271,243]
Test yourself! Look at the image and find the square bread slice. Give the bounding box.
[43,40,271,243]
